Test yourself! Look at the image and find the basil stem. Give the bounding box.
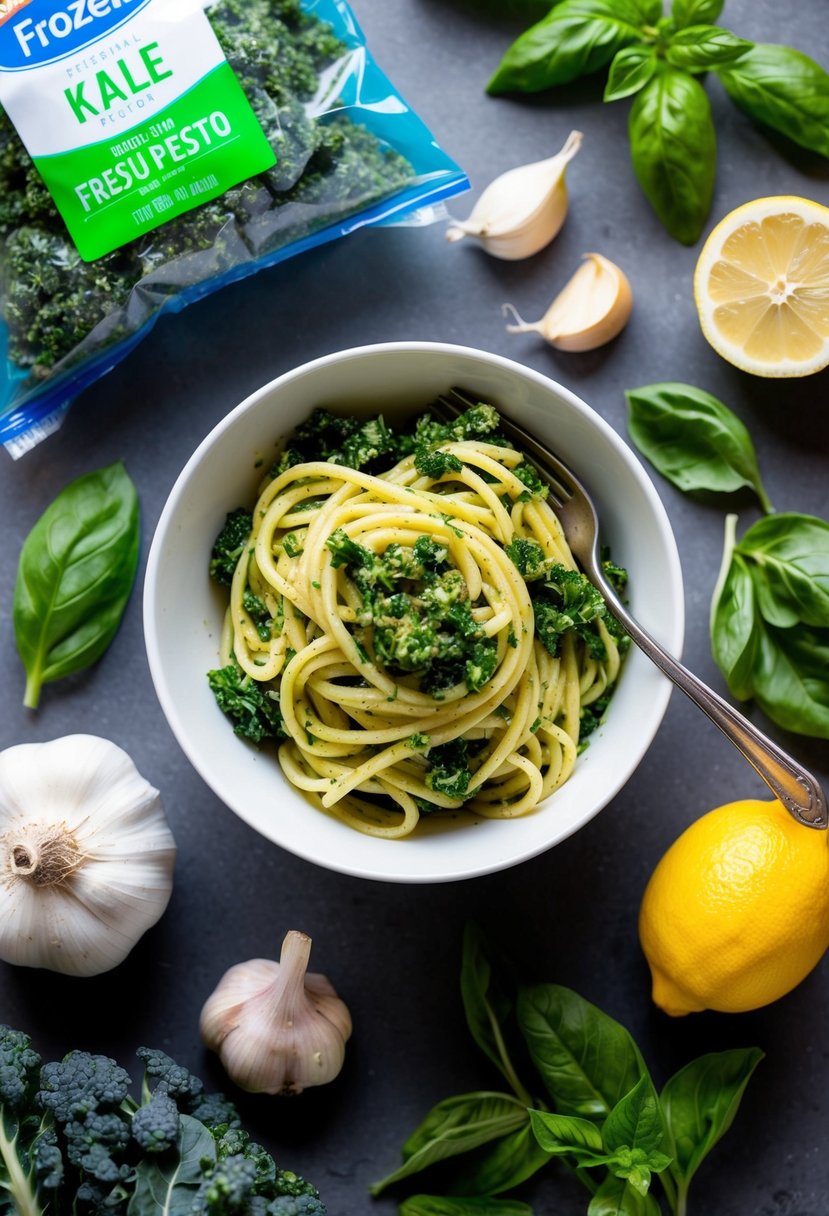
[718,43,829,159]
[625,382,773,512]
[13,461,140,709]
[460,922,533,1106]
[628,65,716,244]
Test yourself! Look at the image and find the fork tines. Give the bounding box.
[430,386,574,507]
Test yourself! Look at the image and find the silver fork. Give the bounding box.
[432,387,827,830]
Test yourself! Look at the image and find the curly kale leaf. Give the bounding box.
[0,1026,41,1110]
[208,665,286,743]
[267,1197,326,1215]
[0,1026,59,1216]
[131,1088,179,1155]
[37,1053,131,1125]
[135,1047,205,1105]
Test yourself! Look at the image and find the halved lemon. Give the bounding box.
[694,196,829,378]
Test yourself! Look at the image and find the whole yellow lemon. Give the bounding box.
[639,798,829,1016]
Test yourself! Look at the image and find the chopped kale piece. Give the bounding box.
[207,664,285,743]
[513,461,548,500]
[274,410,403,474]
[426,738,473,800]
[210,510,253,586]
[243,590,274,641]
[414,447,464,479]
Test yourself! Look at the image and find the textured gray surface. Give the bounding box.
[1,1,828,1212]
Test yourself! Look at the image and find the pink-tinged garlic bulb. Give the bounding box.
[199,930,352,1095]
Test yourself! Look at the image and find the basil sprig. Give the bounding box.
[486,0,829,242]
[372,925,762,1214]
[13,461,140,709]
[711,513,829,739]
[625,382,772,511]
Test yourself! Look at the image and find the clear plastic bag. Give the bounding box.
[0,0,468,457]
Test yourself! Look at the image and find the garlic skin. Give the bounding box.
[200,930,352,1096]
[446,130,583,260]
[503,253,633,351]
[0,735,176,977]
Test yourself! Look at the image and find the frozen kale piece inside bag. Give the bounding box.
[0,0,467,456]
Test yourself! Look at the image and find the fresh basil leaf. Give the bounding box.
[517,985,646,1119]
[449,1121,550,1195]
[666,25,752,72]
[671,0,723,27]
[128,1115,215,1216]
[529,1107,608,1163]
[711,547,760,701]
[628,65,715,243]
[625,382,772,511]
[737,514,829,628]
[602,1077,668,1160]
[401,1197,533,1216]
[751,615,829,738]
[588,1173,662,1216]
[661,1048,763,1202]
[605,46,657,100]
[487,0,645,94]
[632,0,662,23]
[371,1092,529,1195]
[460,923,529,1102]
[13,460,140,710]
[718,44,829,159]
[711,515,829,738]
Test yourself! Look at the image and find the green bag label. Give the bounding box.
[0,0,276,261]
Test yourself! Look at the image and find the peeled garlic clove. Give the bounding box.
[446,130,582,260]
[200,930,352,1096]
[503,253,633,351]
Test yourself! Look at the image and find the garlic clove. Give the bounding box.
[200,930,352,1096]
[503,253,633,351]
[446,130,582,260]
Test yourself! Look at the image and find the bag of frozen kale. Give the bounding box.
[0,0,468,457]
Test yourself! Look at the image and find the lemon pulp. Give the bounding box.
[694,197,829,377]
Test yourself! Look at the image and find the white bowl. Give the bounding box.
[144,342,684,883]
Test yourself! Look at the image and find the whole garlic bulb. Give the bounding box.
[0,735,176,977]
[200,930,352,1096]
[446,130,582,260]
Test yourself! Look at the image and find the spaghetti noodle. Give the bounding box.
[208,403,628,838]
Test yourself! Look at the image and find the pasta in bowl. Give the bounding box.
[144,343,684,882]
[208,403,628,838]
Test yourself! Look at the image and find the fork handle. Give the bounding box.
[605,595,827,829]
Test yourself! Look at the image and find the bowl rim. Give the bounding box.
[143,340,685,882]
